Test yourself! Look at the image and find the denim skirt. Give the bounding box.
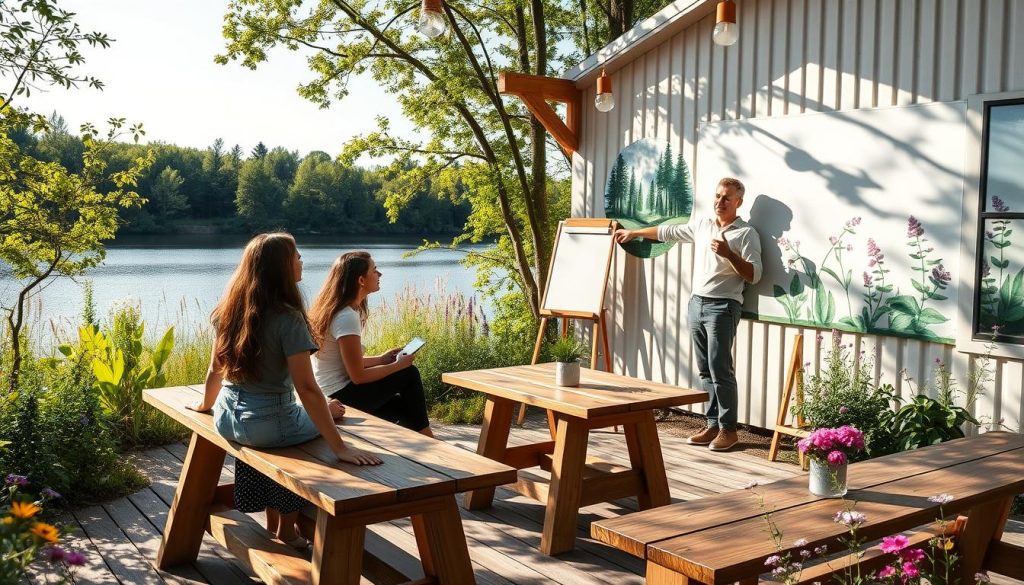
[212,385,319,449]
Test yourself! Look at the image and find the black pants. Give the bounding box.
[329,366,430,432]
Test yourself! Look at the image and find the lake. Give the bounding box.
[1,235,490,344]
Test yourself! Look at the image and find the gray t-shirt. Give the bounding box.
[224,309,318,394]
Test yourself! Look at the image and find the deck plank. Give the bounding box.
[53,419,1023,584]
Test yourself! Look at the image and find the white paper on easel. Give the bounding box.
[541,226,614,315]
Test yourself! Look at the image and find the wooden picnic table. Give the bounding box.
[441,362,708,555]
[592,432,1024,585]
[143,385,518,585]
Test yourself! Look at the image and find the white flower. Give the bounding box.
[927,494,954,505]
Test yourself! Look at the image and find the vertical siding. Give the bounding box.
[575,0,1024,433]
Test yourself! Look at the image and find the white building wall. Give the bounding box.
[573,0,1024,432]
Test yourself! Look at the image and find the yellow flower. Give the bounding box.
[1,517,13,525]
[30,522,59,543]
[10,500,41,519]
[940,538,955,551]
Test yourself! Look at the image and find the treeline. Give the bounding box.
[606,143,692,221]
[9,115,470,235]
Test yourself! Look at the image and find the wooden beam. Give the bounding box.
[498,71,582,156]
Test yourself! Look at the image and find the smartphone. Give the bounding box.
[401,337,426,356]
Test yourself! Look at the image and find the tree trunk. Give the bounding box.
[608,0,633,42]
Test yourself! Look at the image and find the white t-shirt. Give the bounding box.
[312,307,363,394]
[657,216,763,303]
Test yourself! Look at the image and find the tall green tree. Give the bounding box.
[235,156,286,228]
[148,166,190,221]
[217,1,673,318]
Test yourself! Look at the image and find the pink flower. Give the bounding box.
[43,546,66,563]
[903,562,920,578]
[899,548,925,563]
[862,272,873,287]
[765,555,782,567]
[880,535,910,554]
[839,405,850,414]
[932,264,951,283]
[64,551,87,566]
[827,450,847,466]
[907,216,924,238]
[878,566,896,579]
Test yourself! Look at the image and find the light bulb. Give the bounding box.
[417,9,446,38]
[713,21,738,46]
[595,92,615,113]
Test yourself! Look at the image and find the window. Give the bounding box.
[958,92,1024,357]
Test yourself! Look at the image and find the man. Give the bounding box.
[613,177,762,451]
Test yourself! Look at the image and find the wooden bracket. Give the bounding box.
[498,72,582,156]
[768,334,809,468]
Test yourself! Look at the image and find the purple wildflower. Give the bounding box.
[907,215,925,238]
[793,538,808,547]
[932,264,951,283]
[991,196,1009,212]
[928,493,954,505]
[829,236,838,245]
[765,555,782,567]
[79,414,90,426]
[64,551,87,566]
[862,272,873,287]
[813,545,828,555]
[839,405,850,414]
[5,474,29,487]
[41,487,61,500]
[833,510,867,528]
[43,547,66,563]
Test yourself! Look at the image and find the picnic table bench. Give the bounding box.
[592,432,1024,585]
[442,362,708,555]
[143,385,517,585]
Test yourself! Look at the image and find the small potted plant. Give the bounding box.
[797,425,865,498]
[549,337,586,386]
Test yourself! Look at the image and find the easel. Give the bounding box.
[768,334,809,467]
[515,217,617,426]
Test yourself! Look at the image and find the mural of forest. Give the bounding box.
[605,139,693,259]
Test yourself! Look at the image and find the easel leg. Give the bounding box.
[157,433,226,568]
[601,309,612,372]
[465,397,514,510]
[519,316,550,425]
[591,319,600,370]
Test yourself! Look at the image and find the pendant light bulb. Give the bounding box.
[417,0,446,38]
[595,68,615,112]
[713,0,738,47]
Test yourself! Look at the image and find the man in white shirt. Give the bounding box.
[613,177,762,451]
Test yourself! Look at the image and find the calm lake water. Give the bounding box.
[2,235,489,344]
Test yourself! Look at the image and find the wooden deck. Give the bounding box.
[32,420,1024,585]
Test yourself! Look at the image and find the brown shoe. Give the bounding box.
[709,428,739,451]
[687,426,719,445]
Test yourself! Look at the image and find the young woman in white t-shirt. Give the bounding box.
[308,251,433,437]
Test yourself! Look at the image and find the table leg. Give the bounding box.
[412,496,476,585]
[540,415,589,555]
[157,432,226,568]
[311,510,365,585]
[646,562,697,585]
[957,495,1013,582]
[464,396,514,510]
[624,410,671,509]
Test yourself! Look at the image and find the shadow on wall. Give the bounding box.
[746,195,794,316]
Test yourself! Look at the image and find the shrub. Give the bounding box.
[363,284,532,423]
[0,357,146,504]
[794,338,897,459]
[877,360,981,452]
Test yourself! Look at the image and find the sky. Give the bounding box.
[23,0,416,159]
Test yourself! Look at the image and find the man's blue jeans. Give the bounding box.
[687,295,742,430]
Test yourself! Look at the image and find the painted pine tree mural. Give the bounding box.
[604,140,693,224]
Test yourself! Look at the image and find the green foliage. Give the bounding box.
[877,361,981,452]
[363,285,532,424]
[58,302,182,446]
[793,339,897,460]
[549,337,586,363]
[0,353,145,504]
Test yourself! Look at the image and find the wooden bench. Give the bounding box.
[591,432,1024,585]
[143,385,517,585]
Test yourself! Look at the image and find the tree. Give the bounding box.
[235,157,286,228]
[0,116,153,391]
[0,0,111,109]
[250,141,268,159]
[148,166,189,221]
[216,2,672,319]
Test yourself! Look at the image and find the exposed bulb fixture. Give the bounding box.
[595,68,614,112]
[417,0,446,38]
[713,0,738,47]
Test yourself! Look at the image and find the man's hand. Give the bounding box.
[613,229,636,243]
[711,233,733,259]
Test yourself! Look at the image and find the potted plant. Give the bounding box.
[549,337,586,386]
[797,425,865,498]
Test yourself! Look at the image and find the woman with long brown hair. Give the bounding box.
[187,233,381,548]
[309,251,433,436]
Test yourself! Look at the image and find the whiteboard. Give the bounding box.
[541,223,615,316]
[695,101,966,343]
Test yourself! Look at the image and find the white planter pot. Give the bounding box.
[808,458,848,498]
[555,361,581,386]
